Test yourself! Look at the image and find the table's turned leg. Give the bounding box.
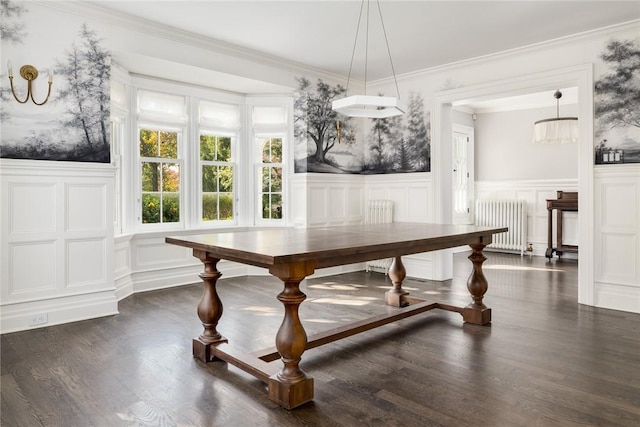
[462,242,492,325]
[386,256,409,307]
[546,206,554,259]
[268,262,315,410]
[192,249,228,362]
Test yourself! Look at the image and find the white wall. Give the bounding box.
[475,104,579,181]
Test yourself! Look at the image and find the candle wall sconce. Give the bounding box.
[7,63,53,105]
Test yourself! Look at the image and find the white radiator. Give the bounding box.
[475,199,527,256]
[365,200,394,273]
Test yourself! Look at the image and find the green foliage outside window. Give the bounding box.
[140,129,180,224]
[140,129,177,158]
[141,193,180,224]
[200,134,234,221]
[260,137,283,219]
[202,193,233,221]
[201,135,231,161]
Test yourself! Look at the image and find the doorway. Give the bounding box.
[452,124,474,225]
[430,65,594,306]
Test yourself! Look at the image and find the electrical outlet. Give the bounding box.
[29,313,48,326]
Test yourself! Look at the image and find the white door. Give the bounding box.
[452,124,474,224]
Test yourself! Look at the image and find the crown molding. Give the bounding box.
[376,18,640,85]
[31,0,346,84]
[28,2,639,87]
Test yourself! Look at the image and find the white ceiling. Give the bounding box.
[91,0,639,107]
[93,0,639,80]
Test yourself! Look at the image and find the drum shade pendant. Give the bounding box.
[532,90,578,144]
[332,0,406,118]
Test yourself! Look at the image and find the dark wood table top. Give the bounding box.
[166,223,507,269]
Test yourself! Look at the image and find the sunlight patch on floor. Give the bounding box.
[422,290,441,295]
[240,305,279,315]
[484,264,564,272]
[309,295,378,306]
[303,318,339,324]
[308,283,367,291]
[374,285,420,291]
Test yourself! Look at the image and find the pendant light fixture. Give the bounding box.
[332,0,406,118]
[532,90,578,144]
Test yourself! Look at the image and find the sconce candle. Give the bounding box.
[7,63,53,105]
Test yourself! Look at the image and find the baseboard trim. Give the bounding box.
[1,291,118,335]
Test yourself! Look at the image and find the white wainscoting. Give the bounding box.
[289,172,437,279]
[0,160,117,334]
[594,165,640,314]
[364,173,437,280]
[475,179,579,257]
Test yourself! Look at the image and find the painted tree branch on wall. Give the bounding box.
[594,37,640,164]
[0,0,27,122]
[0,0,26,43]
[595,38,640,131]
[56,24,110,154]
[1,17,110,163]
[294,77,355,172]
[365,91,430,174]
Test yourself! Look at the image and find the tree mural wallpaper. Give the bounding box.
[594,37,640,164]
[294,77,430,174]
[0,1,110,163]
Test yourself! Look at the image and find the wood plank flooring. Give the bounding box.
[2,252,640,426]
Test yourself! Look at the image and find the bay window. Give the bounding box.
[129,83,290,232]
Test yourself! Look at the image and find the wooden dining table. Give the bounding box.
[165,222,507,409]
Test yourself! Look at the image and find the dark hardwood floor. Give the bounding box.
[2,252,639,426]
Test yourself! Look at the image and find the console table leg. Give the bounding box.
[268,262,315,409]
[386,256,409,307]
[192,250,227,362]
[462,243,492,325]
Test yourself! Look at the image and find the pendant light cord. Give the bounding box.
[345,0,366,95]
[376,0,401,100]
[344,0,401,100]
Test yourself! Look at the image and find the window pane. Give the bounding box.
[261,139,270,163]
[261,137,283,163]
[162,193,180,223]
[202,165,217,192]
[261,194,282,219]
[219,166,233,192]
[271,167,282,192]
[141,162,161,192]
[261,167,270,192]
[219,193,233,220]
[140,129,158,157]
[270,138,282,163]
[218,137,232,162]
[262,194,270,219]
[200,135,216,161]
[162,163,180,192]
[202,194,218,221]
[159,131,178,158]
[271,194,282,219]
[142,193,161,223]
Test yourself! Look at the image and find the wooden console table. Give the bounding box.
[166,223,507,409]
[545,191,578,260]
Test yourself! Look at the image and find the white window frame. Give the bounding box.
[196,128,238,227]
[136,123,186,232]
[255,133,286,225]
[126,77,291,233]
[249,99,291,227]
